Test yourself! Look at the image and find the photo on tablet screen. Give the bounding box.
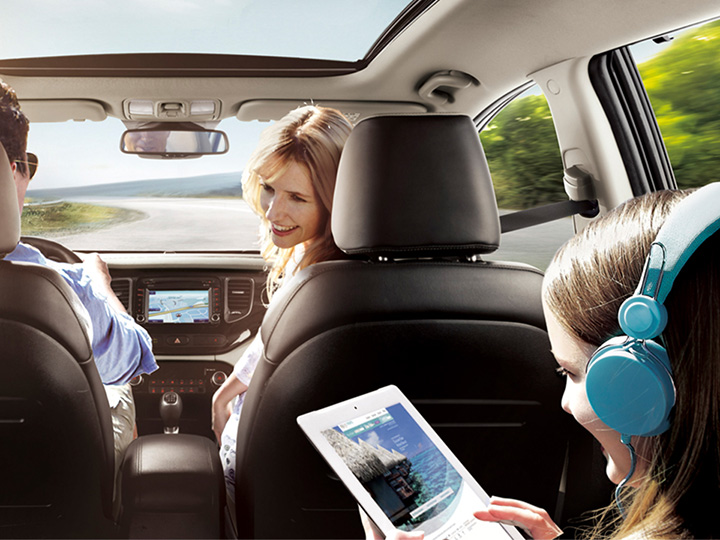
[322,402,513,539]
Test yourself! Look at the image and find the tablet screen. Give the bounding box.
[322,402,514,539]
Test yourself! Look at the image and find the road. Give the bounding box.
[47,197,574,268]
[49,197,262,251]
[488,212,575,271]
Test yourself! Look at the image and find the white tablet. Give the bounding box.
[297,385,524,540]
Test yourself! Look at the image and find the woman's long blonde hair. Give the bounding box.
[543,189,720,539]
[242,105,353,300]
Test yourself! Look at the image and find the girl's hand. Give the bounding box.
[474,497,562,540]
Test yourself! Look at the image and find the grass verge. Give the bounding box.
[21,201,145,236]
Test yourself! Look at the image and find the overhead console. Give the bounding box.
[111,269,266,355]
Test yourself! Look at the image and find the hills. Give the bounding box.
[27,171,243,200]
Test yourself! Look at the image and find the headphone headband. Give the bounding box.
[641,183,720,304]
[619,184,720,340]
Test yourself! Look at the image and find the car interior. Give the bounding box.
[1,0,719,538]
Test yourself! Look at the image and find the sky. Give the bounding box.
[26,117,267,189]
[348,403,434,460]
[1,0,410,189]
[0,0,410,61]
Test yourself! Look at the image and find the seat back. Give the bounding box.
[232,115,610,538]
[0,144,116,538]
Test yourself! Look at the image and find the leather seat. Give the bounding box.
[0,144,117,538]
[232,114,608,539]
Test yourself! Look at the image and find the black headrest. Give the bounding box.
[332,114,500,258]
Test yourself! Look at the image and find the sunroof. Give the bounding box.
[0,0,414,62]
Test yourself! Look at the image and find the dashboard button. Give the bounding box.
[194,334,227,346]
[211,371,227,386]
[167,336,190,345]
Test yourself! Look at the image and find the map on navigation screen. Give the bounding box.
[147,289,210,323]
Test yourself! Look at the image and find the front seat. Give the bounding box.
[0,144,117,538]
[232,114,607,539]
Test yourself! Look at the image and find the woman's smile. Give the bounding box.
[271,223,299,236]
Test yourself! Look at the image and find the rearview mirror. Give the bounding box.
[121,128,229,158]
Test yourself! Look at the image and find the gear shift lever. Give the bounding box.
[160,391,182,434]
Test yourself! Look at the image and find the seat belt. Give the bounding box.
[500,199,599,233]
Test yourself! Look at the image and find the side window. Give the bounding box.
[479,87,573,270]
[630,19,720,189]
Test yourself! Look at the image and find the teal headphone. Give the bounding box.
[586,183,720,438]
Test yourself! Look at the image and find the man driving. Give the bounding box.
[0,79,158,502]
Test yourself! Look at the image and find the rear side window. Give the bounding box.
[630,19,720,189]
[479,87,573,270]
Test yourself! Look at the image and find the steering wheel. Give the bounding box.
[20,236,82,264]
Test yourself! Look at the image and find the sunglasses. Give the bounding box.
[14,152,38,180]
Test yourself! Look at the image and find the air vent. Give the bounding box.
[110,278,133,312]
[225,278,254,323]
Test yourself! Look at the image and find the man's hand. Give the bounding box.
[81,252,112,288]
[80,252,127,314]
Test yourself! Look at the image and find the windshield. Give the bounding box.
[24,118,269,252]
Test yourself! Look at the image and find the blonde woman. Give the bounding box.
[211,105,353,503]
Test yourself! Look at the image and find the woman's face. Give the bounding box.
[258,161,325,250]
[543,303,643,485]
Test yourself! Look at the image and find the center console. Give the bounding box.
[110,268,267,440]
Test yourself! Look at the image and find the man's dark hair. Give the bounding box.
[0,80,29,174]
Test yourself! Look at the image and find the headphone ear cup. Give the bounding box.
[586,336,675,437]
[618,295,668,340]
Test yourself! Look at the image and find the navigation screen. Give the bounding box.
[147,289,210,323]
[323,404,512,540]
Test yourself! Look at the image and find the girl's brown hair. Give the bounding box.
[543,188,720,539]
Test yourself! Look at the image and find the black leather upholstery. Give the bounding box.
[232,114,608,539]
[332,114,500,258]
[120,434,225,538]
[0,144,116,538]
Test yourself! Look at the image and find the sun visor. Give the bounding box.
[19,99,107,122]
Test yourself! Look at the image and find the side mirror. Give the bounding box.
[121,127,229,158]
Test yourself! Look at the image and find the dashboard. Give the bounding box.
[108,261,268,439]
[112,270,264,355]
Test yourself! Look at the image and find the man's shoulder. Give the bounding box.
[5,242,48,264]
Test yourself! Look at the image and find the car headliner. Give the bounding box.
[0,0,718,125]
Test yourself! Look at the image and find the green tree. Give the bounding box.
[480,94,565,209]
[482,19,720,206]
[639,19,720,188]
